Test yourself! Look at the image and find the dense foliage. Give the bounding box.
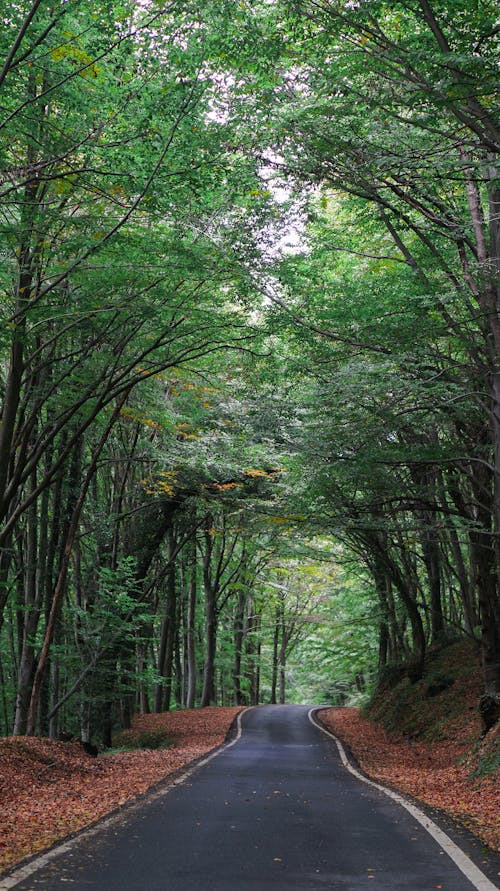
[0,0,498,744]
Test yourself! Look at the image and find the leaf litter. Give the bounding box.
[0,707,242,873]
[1,691,498,876]
[317,707,499,852]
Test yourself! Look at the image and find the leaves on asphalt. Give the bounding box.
[0,708,241,872]
[317,708,499,852]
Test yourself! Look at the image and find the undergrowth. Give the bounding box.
[108,728,173,753]
[364,639,495,759]
[466,725,500,779]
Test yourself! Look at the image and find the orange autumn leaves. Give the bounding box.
[1,701,498,878]
[0,707,242,873]
[317,708,499,852]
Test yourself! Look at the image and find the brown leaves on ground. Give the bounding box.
[317,707,500,852]
[1,690,497,877]
[0,707,242,874]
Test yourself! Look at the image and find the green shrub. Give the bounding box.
[133,729,172,750]
[107,728,173,753]
[469,733,500,778]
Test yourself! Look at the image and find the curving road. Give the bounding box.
[3,705,499,890]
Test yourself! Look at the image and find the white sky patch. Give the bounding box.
[258,150,308,257]
[206,71,239,124]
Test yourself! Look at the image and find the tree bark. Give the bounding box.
[185,544,197,709]
[233,588,246,705]
[200,582,217,707]
[13,470,40,735]
[154,526,177,712]
[26,395,128,735]
[270,605,280,704]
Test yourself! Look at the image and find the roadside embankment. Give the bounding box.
[318,641,499,852]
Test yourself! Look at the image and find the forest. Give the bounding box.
[0,0,498,747]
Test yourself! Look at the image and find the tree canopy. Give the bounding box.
[0,0,498,743]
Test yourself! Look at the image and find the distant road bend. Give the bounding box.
[3,705,499,890]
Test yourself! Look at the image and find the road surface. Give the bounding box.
[4,705,499,890]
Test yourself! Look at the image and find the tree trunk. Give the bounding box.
[383,544,426,680]
[421,528,444,643]
[136,644,150,714]
[200,520,217,708]
[48,655,60,739]
[13,469,42,735]
[469,458,500,694]
[185,549,197,709]
[154,526,177,712]
[200,583,217,707]
[26,396,127,735]
[233,589,246,705]
[0,192,36,528]
[279,610,287,704]
[270,607,280,704]
[245,600,260,706]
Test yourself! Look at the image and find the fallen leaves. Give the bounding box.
[0,707,242,873]
[316,707,500,852]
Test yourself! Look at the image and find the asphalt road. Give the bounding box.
[5,705,499,890]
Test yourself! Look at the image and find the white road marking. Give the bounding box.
[0,709,251,890]
[308,708,498,891]
[4,707,496,891]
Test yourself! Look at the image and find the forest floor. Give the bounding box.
[0,707,242,874]
[1,644,498,876]
[319,640,500,853]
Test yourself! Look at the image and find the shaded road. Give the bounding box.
[5,705,499,890]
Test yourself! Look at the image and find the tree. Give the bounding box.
[2,0,499,741]
[233,0,500,693]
